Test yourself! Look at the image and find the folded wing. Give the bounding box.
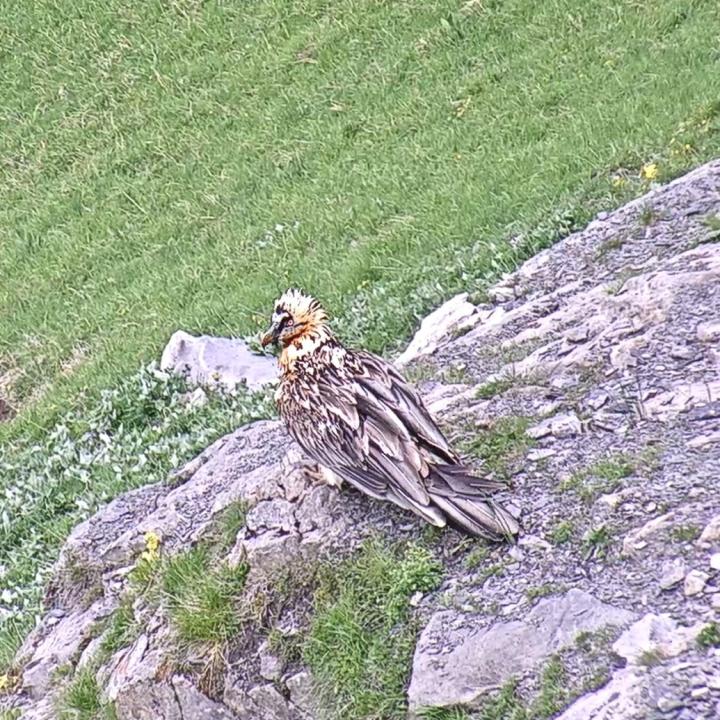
[282,349,518,540]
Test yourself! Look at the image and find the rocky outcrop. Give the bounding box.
[4,160,720,719]
[407,160,720,719]
[9,422,373,719]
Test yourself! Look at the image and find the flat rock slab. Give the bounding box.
[161,330,277,390]
[395,293,478,366]
[408,589,634,713]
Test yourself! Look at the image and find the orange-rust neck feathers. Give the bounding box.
[269,289,335,372]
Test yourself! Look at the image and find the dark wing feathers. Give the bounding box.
[281,345,518,540]
[354,354,455,462]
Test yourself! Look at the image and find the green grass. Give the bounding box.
[670,524,701,542]
[464,544,490,570]
[473,657,570,720]
[2,0,720,437]
[201,500,249,554]
[559,454,635,503]
[160,546,249,648]
[525,583,564,602]
[56,666,106,720]
[303,538,442,720]
[462,416,533,480]
[548,521,575,545]
[531,656,569,719]
[477,679,527,720]
[100,598,140,658]
[637,649,664,667]
[419,707,470,720]
[475,376,516,400]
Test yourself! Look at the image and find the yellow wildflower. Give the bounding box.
[640,162,659,182]
[144,531,161,553]
[452,97,471,118]
[0,674,9,692]
[611,175,626,189]
[140,530,161,563]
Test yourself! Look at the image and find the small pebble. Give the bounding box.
[684,569,709,597]
[656,696,682,712]
[659,558,686,590]
[507,546,524,563]
[710,553,720,571]
[691,686,709,699]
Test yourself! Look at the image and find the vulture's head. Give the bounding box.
[261,288,331,350]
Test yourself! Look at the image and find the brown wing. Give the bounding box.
[281,347,518,539]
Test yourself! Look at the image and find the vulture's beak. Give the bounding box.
[260,323,280,348]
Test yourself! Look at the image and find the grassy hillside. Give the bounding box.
[2,0,720,677]
[2,0,720,434]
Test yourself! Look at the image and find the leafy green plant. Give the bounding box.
[548,521,575,545]
[697,622,720,648]
[0,364,272,671]
[583,525,613,557]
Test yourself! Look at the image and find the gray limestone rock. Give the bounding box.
[554,666,648,720]
[658,559,686,590]
[407,589,634,713]
[161,330,278,390]
[395,293,478,366]
[612,613,704,664]
[683,569,709,597]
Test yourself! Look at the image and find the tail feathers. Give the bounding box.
[431,494,519,541]
[427,464,519,540]
[429,463,509,494]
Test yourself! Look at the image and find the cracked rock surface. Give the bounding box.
[4,160,720,719]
